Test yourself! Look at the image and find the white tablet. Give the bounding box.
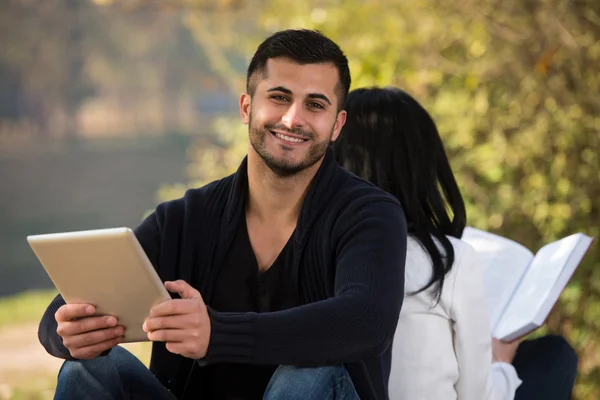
[27,227,171,342]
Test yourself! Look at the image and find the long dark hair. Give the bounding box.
[333,87,466,301]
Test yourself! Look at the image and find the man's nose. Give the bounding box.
[281,102,306,130]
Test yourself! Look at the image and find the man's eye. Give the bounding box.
[308,102,324,109]
[271,95,289,102]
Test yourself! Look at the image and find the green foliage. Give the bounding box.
[157,116,248,200]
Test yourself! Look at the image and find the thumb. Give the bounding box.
[165,280,202,301]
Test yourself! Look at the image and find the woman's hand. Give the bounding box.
[492,337,520,364]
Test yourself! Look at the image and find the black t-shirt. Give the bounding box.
[197,217,298,400]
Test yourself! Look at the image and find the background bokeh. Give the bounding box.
[1,0,598,398]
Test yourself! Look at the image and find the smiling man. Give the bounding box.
[38,30,408,400]
[246,56,343,177]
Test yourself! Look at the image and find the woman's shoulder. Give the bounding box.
[406,235,478,273]
[407,234,476,255]
[405,235,482,303]
[446,235,479,264]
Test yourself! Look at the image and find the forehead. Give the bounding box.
[258,57,340,104]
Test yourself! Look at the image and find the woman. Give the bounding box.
[333,87,578,400]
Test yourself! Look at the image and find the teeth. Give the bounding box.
[275,133,305,143]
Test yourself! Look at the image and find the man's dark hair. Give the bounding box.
[246,29,351,109]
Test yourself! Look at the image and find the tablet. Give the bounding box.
[27,227,171,342]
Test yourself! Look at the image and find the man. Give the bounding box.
[38,29,407,400]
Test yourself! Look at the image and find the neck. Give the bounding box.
[246,147,324,224]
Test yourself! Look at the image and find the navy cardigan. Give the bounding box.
[38,148,407,399]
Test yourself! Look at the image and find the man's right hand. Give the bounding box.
[55,304,125,360]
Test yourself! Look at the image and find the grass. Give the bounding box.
[0,373,56,400]
[0,290,60,400]
[0,290,58,330]
[0,290,151,400]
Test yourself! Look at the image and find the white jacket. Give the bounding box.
[389,236,522,400]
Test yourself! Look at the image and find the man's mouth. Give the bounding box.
[270,130,309,144]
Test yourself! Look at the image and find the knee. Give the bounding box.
[274,365,346,385]
[58,359,91,382]
[58,347,126,382]
[534,335,579,378]
[543,335,578,365]
[265,365,355,399]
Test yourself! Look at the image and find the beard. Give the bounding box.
[248,112,333,177]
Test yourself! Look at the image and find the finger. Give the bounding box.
[165,341,184,355]
[165,341,190,355]
[57,315,118,338]
[165,341,205,358]
[165,280,201,300]
[55,304,96,322]
[63,326,125,350]
[70,336,124,360]
[149,299,198,318]
[143,314,192,333]
[147,329,187,343]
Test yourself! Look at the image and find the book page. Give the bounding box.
[461,227,534,330]
[494,234,592,340]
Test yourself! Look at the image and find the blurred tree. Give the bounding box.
[0,0,97,138]
[0,0,228,138]
[63,0,94,139]
[156,0,600,397]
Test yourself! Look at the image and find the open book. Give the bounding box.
[461,227,593,342]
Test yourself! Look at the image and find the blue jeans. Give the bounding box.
[263,364,359,399]
[54,346,359,400]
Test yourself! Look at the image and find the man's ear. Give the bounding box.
[240,93,251,124]
[330,110,347,142]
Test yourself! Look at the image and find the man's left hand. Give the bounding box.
[143,280,210,359]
